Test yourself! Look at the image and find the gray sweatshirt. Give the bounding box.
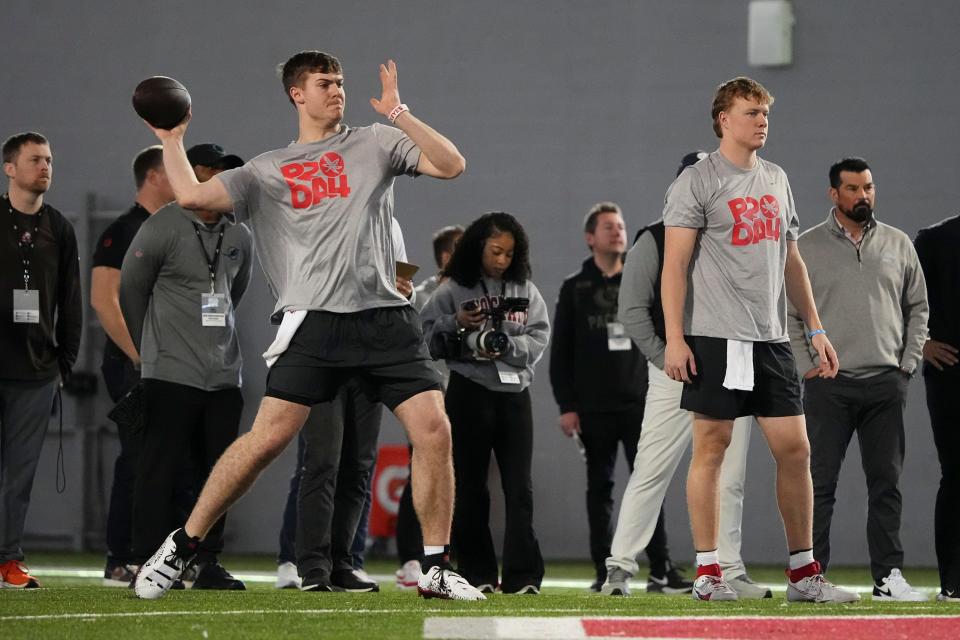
[420,276,550,392]
[618,230,667,369]
[120,204,254,390]
[787,210,928,378]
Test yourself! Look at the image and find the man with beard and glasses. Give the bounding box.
[787,157,929,601]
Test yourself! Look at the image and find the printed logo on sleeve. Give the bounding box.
[280,152,352,209]
[727,194,781,245]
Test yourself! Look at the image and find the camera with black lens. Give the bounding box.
[431,297,529,361]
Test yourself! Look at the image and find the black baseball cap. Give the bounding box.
[186,143,244,170]
[677,150,709,176]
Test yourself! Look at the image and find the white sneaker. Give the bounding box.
[134,530,195,600]
[395,559,421,590]
[787,573,860,603]
[417,565,486,601]
[275,561,301,589]
[873,569,928,601]
[692,574,738,601]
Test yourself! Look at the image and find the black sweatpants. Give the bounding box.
[804,370,908,581]
[925,369,960,592]
[101,353,140,564]
[579,406,671,580]
[132,379,243,562]
[446,372,544,592]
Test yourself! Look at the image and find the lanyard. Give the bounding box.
[6,194,43,290]
[192,223,225,294]
[479,278,506,303]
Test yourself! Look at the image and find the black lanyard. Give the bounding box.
[192,223,225,294]
[6,194,43,290]
[479,278,506,303]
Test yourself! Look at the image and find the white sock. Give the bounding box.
[696,550,719,567]
[789,549,815,570]
[423,546,445,557]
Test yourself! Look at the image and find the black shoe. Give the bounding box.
[191,562,246,590]
[330,568,379,593]
[588,578,603,593]
[647,566,694,594]
[301,571,334,592]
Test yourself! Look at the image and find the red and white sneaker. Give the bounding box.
[0,560,40,589]
[417,565,486,601]
[692,574,738,601]
[395,559,421,590]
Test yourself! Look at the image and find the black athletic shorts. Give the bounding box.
[265,306,442,411]
[680,335,803,420]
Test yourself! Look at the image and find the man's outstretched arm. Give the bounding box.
[370,60,465,179]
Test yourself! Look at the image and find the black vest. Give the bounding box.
[637,221,666,341]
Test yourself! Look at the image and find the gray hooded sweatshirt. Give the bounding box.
[120,203,254,390]
[420,276,550,392]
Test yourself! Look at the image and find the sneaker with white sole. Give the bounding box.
[692,574,738,601]
[276,561,301,589]
[103,560,139,587]
[395,560,421,590]
[647,567,694,594]
[601,567,632,596]
[787,566,860,603]
[727,573,772,599]
[417,565,486,601]
[873,569,928,601]
[937,589,960,602]
[133,529,196,600]
[510,584,539,594]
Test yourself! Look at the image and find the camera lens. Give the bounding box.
[483,331,509,353]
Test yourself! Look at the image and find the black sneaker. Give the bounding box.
[191,562,246,590]
[103,559,139,587]
[301,571,334,592]
[330,568,380,592]
[647,566,694,594]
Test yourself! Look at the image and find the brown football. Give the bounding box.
[132,76,191,130]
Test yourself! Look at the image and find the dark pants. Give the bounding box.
[0,376,58,563]
[579,406,671,580]
[446,372,544,592]
[925,370,960,591]
[395,446,423,564]
[293,379,382,579]
[132,379,242,563]
[804,370,908,581]
[278,427,379,572]
[101,353,140,564]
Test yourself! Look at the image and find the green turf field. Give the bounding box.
[0,555,952,640]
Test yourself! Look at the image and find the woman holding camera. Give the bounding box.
[421,212,550,594]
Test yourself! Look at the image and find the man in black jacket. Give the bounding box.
[0,132,82,588]
[549,202,686,592]
[915,214,960,601]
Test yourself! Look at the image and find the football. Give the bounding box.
[132,76,191,130]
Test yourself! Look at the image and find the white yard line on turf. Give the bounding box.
[27,568,905,594]
[2,608,956,623]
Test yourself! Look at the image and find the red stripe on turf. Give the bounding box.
[582,616,960,639]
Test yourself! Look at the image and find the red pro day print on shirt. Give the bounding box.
[280,151,352,209]
[728,194,781,245]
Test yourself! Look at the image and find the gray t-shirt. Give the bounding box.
[217,123,421,315]
[662,151,799,342]
[120,205,254,390]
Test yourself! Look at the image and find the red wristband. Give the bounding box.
[387,103,409,123]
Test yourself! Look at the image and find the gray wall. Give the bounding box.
[5,1,958,566]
